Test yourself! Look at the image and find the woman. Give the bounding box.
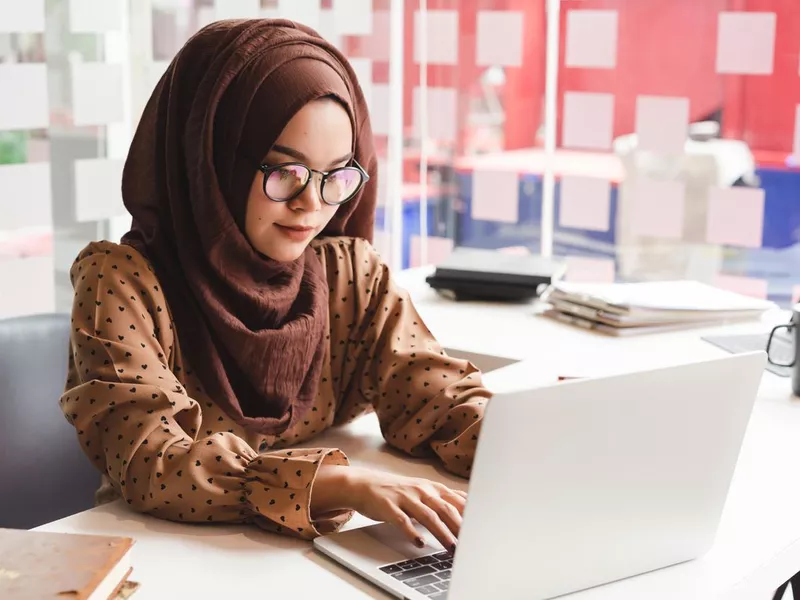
[60,19,489,552]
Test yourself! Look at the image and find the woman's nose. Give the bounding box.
[289,172,324,211]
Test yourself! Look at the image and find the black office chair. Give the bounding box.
[0,313,100,529]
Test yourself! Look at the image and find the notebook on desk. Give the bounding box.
[0,528,137,599]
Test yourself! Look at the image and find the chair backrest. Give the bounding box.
[0,313,99,529]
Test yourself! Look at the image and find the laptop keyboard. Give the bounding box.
[378,551,454,598]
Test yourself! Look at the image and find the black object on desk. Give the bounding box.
[425,247,566,302]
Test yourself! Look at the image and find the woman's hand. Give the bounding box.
[312,465,467,551]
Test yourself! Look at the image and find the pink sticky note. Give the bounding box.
[410,235,454,267]
[558,175,610,232]
[476,11,523,67]
[562,92,615,151]
[471,169,519,223]
[370,83,390,136]
[565,9,618,69]
[413,87,458,142]
[792,285,800,305]
[713,274,768,300]
[414,10,459,66]
[793,104,800,158]
[564,256,616,283]
[706,187,764,248]
[716,12,776,75]
[635,96,690,155]
[631,178,685,239]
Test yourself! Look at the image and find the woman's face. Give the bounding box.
[244,98,354,262]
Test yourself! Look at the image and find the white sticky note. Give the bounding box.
[706,187,764,248]
[147,60,170,95]
[69,0,124,32]
[410,235,454,268]
[0,0,45,32]
[559,176,610,232]
[0,256,55,319]
[74,158,127,222]
[414,10,458,66]
[315,9,343,49]
[413,87,458,143]
[562,92,614,151]
[333,0,372,35]
[472,170,518,223]
[793,104,800,158]
[713,274,768,300]
[0,163,52,231]
[564,256,616,283]
[370,84,390,136]
[349,58,373,108]
[565,10,618,69]
[371,229,391,262]
[635,96,689,155]
[278,0,321,31]
[476,11,523,67]
[71,63,125,127]
[214,0,260,20]
[716,12,776,75]
[630,178,685,239]
[0,64,49,131]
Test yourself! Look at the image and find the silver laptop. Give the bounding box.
[314,352,766,599]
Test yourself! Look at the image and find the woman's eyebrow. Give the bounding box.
[271,144,353,168]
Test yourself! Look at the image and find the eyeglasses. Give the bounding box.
[258,160,369,206]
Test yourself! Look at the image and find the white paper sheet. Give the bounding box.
[71,62,125,127]
[333,0,373,36]
[476,11,523,67]
[414,10,458,66]
[635,95,690,155]
[278,0,321,31]
[0,163,52,231]
[413,87,457,143]
[558,176,610,232]
[69,0,124,33]
[74,158,127,222]
[706,187,765,248]
[471,169,519,223]
[716,12,776,75]
[0,256,55,319]
[0,0,45,32]
[565,9,618,69]
[0,64,49,131]
[630,178,685,239]
[214,0,260,20]
[562,91,614,150]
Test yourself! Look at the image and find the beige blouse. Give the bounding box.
[60,236,489,540]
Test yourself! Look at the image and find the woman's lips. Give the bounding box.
[274,223,315,241]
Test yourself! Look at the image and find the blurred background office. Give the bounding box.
[1,0,799,320]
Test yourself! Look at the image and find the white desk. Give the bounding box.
[38,268,800,600]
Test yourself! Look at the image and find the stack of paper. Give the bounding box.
[541,280,775,336]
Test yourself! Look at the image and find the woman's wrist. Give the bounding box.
[310,464,359,517]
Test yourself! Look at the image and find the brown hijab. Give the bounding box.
[120,19,377,436]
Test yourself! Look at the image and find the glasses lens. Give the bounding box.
[323,167,364,205]
[767,325,796,367]
[265,165,309,201]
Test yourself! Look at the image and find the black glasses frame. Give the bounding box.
[767,323,797,367]
[258,159,370,206]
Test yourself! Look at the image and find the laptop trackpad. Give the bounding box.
[317,522,446,567]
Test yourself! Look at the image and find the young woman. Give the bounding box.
[60,19,489,553]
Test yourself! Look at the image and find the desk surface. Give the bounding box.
[38,268,800,600]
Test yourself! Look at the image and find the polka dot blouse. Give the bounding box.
[60,236,489,540]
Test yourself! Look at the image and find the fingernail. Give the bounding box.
[450,543,457,554]
[415,537,425,548]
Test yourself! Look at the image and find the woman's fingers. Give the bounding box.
[386,504,426,548]
[402,498,457,552]
[422,493,463,538]
[439,487,467,516]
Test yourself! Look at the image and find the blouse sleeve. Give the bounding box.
[60,243,351,539]
[321,238,490,478]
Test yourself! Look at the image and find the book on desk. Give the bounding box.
[0,528,138,599]
[540,280,775,336]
